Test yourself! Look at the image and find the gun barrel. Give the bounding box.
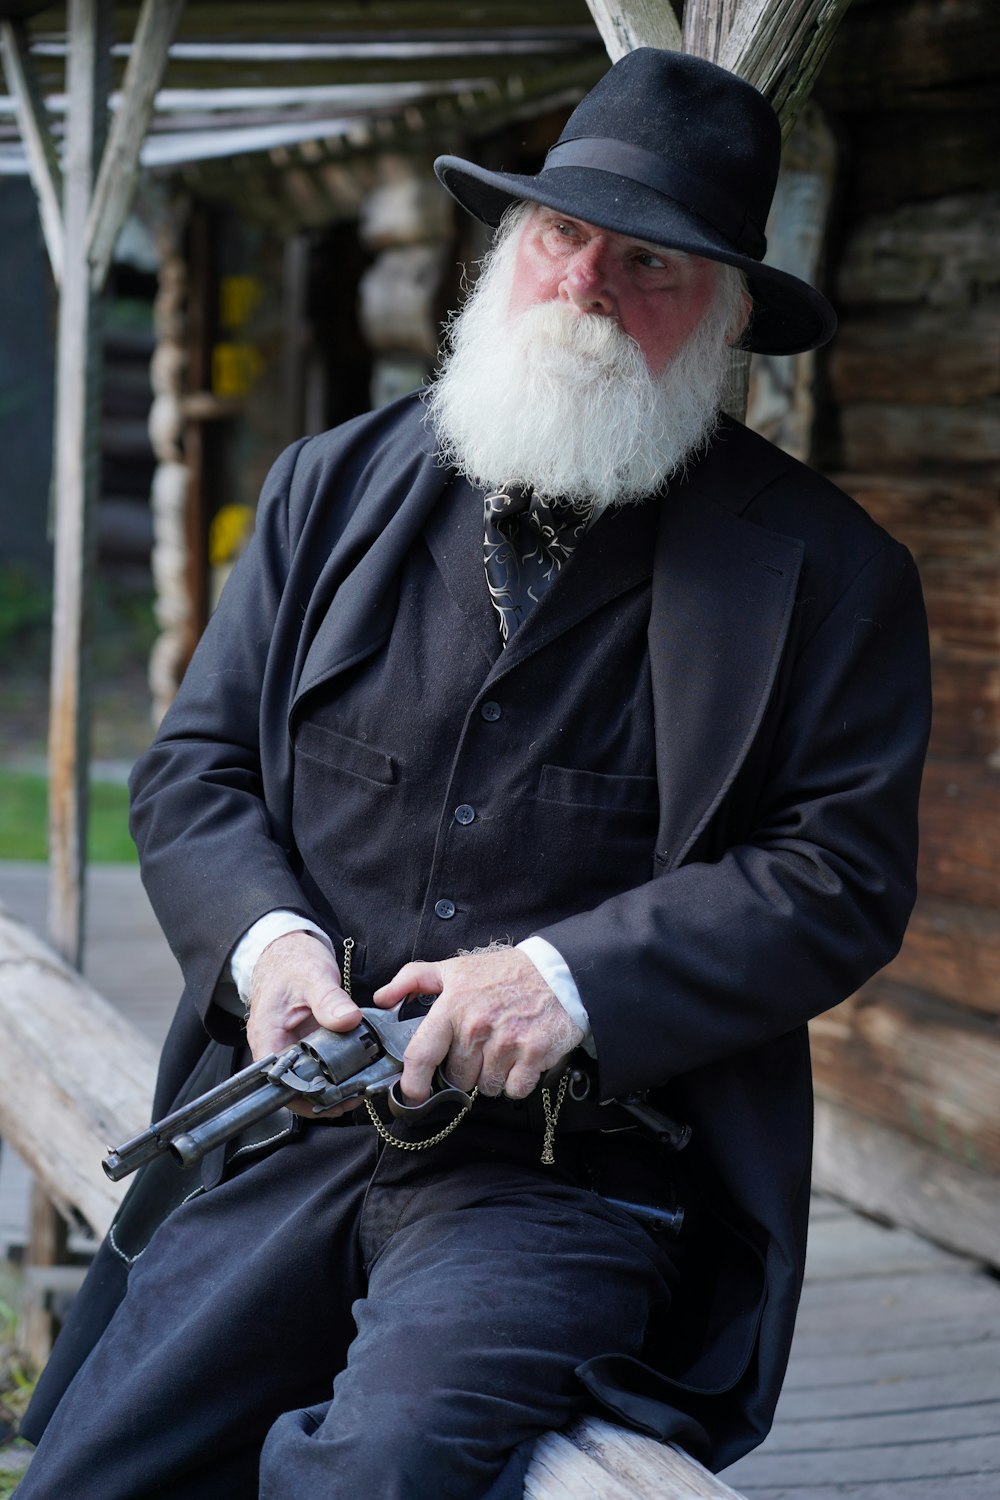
[101,1051,284,1182]
[169,1077,295,1166]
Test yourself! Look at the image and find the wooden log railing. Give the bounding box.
[0,902,747,1497]
[0,905,157,1241]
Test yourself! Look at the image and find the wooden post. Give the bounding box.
[42,0,185,967]
[46,0,112,968]
[584,0,682,58]
[0,18,64,285]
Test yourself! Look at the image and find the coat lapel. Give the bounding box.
[649,428,803,872]
[291,444,450,711]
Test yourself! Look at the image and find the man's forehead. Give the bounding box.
[527,204,692,261]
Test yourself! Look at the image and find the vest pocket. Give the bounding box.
[538,763,658,815]
[293,719,397,786]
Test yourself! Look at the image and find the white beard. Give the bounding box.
[426,214,745,510]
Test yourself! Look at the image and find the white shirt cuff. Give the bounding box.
[516,936,594,1054]
[230,911,334,1003]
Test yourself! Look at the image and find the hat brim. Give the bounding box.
[435,155,836,357]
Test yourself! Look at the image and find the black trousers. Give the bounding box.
[17,1116,677,1500]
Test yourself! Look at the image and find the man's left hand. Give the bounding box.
[373,948,584,1104]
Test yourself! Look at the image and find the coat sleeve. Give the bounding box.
[535,536,931,1100]
[128,437,325,1040]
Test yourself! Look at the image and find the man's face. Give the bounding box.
[508,206,728,376]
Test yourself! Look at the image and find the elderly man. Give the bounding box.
[20,48,930,1500]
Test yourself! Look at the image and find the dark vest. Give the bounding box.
[288,477,661,1004]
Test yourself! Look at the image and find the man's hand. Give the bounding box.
[246,931,364,1117]
[373,947,584,1104]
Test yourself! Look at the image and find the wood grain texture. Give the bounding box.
[811,1097,1000,1268]
[0,906,157,1239]
[811,977,1000,1175]
[526,1417,748,1499]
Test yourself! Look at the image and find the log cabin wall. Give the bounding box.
[809,0,1000,1261]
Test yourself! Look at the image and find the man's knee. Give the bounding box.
[258,1393,526,1500]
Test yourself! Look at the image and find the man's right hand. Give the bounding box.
[246,930,365,1116]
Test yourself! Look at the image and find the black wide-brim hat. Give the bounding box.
[435,48,836,357]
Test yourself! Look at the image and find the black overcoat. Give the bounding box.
[30,395,931,1469]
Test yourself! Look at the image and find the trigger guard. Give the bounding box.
[386,1067,473,1123]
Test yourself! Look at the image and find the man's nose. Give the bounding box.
[559,242,616,315]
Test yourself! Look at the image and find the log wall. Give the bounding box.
[812,0,1000,1261]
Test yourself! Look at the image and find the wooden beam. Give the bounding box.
[86,0,187,292]
[0,906,157,1240]
[720,0,854,136]
[526,1415,748,1498]
[46,0,111,967]
[682,0,740,61]
[0,16,64,284]
[814,1096,1000,1271]
[584,1,682,62]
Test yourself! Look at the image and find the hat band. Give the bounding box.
[542,137,766,260]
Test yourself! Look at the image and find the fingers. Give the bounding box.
[396,1007,455,1104]
[373,961,444,1008]
[375,948,585,1104]
[247,930,361,1060]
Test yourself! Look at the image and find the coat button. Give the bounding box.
[480,700,501,721]
[454,804,475,825]
[434,898,456,920]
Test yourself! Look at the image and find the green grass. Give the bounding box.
[0,770,136,863]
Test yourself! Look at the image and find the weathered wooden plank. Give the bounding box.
[812,1098,1000,1270]
[834,471,1000,543]
[922,570,1000,659]
[727,1432,1000,1488]
[838,400,1000,470]
[748,1399,1000,1451]
[883,896,1000,1018]
[811,979,1000,1176]
[818,0,1000,112]
[0,906,158,1239]
[86,0,187,291]
[803,1212,967,1283]
[783,1336,1000,1391]
[682,0,739,62]
[734,1477,1000,1500]
[790,1312,1000,1358]
[922,657,1000,760]
[46,0,112,968]
[526,1417,748,1499]
[584,0,682,62]
[833,110,1000,215]
[719,0,853,135]
[835,194,1000,310]
[794,1271,1000,1327]
[774,1365,1000,1421]
[917,759,1000,911]
[828,308,1000,406]
[0,15,64,282]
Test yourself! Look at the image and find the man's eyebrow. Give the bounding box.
[638,241,691,261]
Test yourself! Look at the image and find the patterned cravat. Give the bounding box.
[483,487,591,644]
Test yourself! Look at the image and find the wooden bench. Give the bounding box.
[0,903,746,1498]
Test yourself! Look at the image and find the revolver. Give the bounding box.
[102,1001,466,1183]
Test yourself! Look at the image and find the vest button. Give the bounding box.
[434,898,456,920]
[480,700,502,722]
[454,804,475,825]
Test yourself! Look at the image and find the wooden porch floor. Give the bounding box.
[2,862,999,1497]
[724,1195,1000,1499]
